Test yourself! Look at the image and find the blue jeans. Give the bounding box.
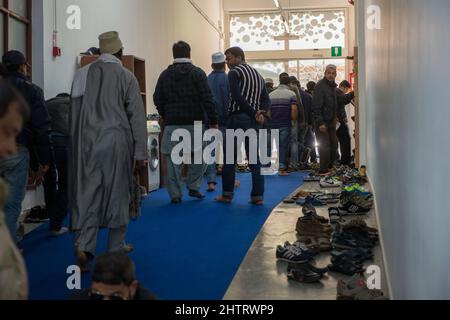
[222,113,264,200]
[290,126,299,167]
[0,147,30,242]
[277,127,291,171]
[205,126,226,184]
[262,124,272,168]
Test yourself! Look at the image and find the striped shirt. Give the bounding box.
[269,85,297,128]
[229,64,267,114]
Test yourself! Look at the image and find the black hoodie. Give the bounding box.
[153,62,218,126]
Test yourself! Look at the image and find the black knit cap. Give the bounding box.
[2,50,27,67]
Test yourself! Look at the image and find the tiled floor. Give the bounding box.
[224,180,388,300]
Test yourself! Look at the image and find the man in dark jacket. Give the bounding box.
[44,93,70,236]
[0,50,51,243]
[70,253,158,301]
[312,65,354,174]
[154,41,218,203]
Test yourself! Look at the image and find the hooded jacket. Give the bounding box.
[153,61,218,126]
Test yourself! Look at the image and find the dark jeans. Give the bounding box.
[298,125,308,163]
[44,135,68,231]
[305,127,318,162]
[222,113,264,200]
[337,124,352,166]
[277,127,291,171]
[315,121,338,173]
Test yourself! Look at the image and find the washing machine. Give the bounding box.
[147,121,161,192]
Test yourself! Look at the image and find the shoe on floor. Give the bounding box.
[288,262,329,276]
[207,183,216,192]
[249,198,264,206]
[287,267,323,284]
[337,274,388,300]
[24,206,49,223]
[328,259,365,276]
[171,198,182,204]
[320,177,342,188]
[189,190,206,199]
[276,245,312,264]
[215,195,233,204]
[50,227,69,237]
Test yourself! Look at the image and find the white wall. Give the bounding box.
[361,0,450,299]
[36,0,223,112]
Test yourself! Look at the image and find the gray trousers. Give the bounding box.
[161,125,206,199]
[75,225,128,256]
[164,155,205,199]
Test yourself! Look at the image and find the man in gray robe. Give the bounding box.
[69,31,148,272]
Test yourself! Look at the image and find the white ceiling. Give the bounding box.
[223,0,351,12]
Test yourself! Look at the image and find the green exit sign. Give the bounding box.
[331,46,343,57]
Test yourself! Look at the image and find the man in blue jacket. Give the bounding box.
[205,52,229,192]
[0,50,51,244]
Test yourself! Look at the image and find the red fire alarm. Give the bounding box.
[53,46,61,57]
[52,30,61,58]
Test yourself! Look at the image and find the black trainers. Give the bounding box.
[287,267,323,284]
[288,262,329,276]
[276,245,313,264]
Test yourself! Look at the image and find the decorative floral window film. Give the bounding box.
[289,10,346,50]
[230,14,286,51]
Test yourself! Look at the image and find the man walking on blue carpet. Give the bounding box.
[154,41,218,204]
[205,52,230,192]
[69,31,148,272]
[216,47,271,206]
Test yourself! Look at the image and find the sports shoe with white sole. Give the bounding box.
[320,177,342,188]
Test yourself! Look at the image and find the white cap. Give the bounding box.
[265,78,274,85]
[212,52,225,64]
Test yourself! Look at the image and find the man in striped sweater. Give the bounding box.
[216,47,271,206]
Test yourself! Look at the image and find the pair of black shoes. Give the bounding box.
[172,190,205,204]
[287,262,328,284]
[328,255,365,276]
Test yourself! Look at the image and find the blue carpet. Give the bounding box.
[23,172,306,300]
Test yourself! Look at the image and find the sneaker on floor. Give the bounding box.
[276,245,313,264]
[287,267,323,284]
[337,274,388,300]
[50,227,69,237]
[320,177,342,188]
